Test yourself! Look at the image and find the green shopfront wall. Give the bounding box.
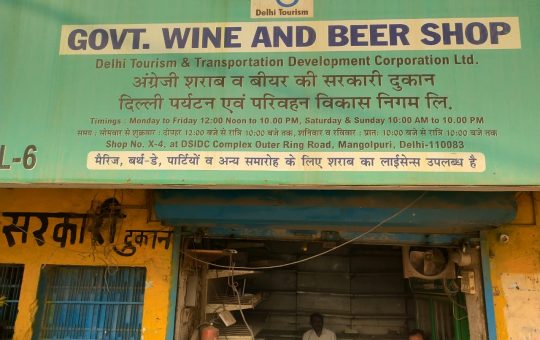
[0,0,539,187]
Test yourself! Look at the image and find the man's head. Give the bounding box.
[408,329,426,340]
[310,313,324,334]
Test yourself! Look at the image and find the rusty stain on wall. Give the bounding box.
[488,192,540,340]
[0,189,173,340]
[500,273,540,340]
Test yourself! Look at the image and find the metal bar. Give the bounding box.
[44,301,143,305]
[430,297,438,340]
[453,294,468,340]
[0,265,24,339]
[35,266,146,338]
[202,228,472,246]
[480,231,497,340]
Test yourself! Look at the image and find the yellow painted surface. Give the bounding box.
[0,189,173,340]
[3,189,537,339]
[488,192,540,339]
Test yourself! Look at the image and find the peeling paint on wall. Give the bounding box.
[0,189,173,340]
[500,273,540,340]
[488,192,540,340]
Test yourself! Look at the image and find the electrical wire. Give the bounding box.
[443,278,460,295]
[452,301,469,321]
[186,192,427,340]
[443,279,468,309]
[228,255,255,340]
[182,191,427,270]
[11,224,110,257]
[8,206,173,258]
[443,277,469,321]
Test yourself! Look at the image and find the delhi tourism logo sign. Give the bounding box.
[251,0,314,18]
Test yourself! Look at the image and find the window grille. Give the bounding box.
[36,266,146,340]
[0,264,24,340]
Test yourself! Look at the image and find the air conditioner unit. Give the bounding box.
[402,246,456,280]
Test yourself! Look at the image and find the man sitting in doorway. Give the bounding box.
[302,313,336,340]
[408,329,427,340]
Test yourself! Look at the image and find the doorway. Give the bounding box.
[182,239,469,340]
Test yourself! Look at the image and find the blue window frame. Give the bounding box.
[0,264,24,340]
[35,266,146,340]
